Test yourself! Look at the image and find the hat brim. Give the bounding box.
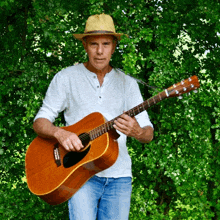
[73,32,127,41]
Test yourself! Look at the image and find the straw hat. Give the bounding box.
[73,14,127,41]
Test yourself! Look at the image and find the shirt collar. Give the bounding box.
[80,63,115,85]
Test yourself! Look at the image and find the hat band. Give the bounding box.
[84,30,115,34]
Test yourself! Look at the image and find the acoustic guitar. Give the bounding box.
[25,75,200,205]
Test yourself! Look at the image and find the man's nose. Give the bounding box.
[97,44,103,54]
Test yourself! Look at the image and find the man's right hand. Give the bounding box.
[54,128,84,152]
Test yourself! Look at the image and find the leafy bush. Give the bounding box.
[0,0,219,219]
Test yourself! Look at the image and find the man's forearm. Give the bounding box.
[33,118,61,139]
[135,126,154,143]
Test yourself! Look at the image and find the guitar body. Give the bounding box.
[25,112,119,205]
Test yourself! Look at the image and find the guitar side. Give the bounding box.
[25,112,119,205]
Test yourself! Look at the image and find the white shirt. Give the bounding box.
[34,63,153,177]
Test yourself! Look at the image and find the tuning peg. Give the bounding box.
[178,96,183,99]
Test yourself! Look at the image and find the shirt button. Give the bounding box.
[93,76,96,79]
[97,86,99,88]
[99,96,101,98]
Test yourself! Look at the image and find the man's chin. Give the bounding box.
[93,64,108,71]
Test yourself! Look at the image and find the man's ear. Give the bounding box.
[112,41,117,55]
[82,39,87,52]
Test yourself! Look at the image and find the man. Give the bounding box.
[33,14,154,220]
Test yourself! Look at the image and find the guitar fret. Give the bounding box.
[99,127,102,135]
[129,109,135,117]
[95,128,98,137]
[135,107,138,115]
[109,121,113,129]
[108,122,111,130]
[89,130,93,140]
[96,129,100,137]
[96,128,100,137]
[91,130,95,139]
[158,93,162,101]
[94,129,98,139]
[89,131,93,140]
[154,95,159,104]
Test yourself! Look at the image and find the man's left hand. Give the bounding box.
[113,113,154,143]
[113,113,142,139]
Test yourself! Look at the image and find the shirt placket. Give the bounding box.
[92,75,103,104]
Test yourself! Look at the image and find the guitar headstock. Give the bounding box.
[166,75,200,98]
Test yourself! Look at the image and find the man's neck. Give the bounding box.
[83,62,112,86]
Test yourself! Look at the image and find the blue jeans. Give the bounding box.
[68,175,132,220]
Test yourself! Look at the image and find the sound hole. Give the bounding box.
[63,146,91,168]
[63,133,91,168]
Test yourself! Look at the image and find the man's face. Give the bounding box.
[83,35,116,72]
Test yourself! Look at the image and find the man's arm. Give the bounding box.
[113,114,154,143]
[33,118,84,151]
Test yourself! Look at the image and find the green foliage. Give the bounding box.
[0,0,219,219]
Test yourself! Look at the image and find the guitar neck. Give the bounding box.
[88,90,167,141]
[88,75,200,141]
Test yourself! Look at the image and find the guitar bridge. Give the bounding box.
[54,143,61,167]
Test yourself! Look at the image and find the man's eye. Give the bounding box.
[90,42,97,46]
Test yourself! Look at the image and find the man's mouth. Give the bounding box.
[95,58,105,61]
